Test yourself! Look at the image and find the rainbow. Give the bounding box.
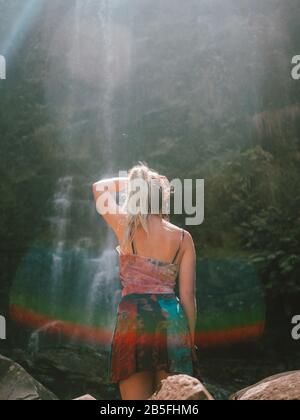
[10,304,265,348]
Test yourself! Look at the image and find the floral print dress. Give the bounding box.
[109,229,198,384]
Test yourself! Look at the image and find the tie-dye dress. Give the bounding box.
[108,229,198,384]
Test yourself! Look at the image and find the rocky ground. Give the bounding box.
[0,342,299,400]
[231,371,300,400]
[9,346,119,400]
[1,352,299,401]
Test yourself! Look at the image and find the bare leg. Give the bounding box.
[119,371,154,400]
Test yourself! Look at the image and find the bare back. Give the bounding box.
[117,216,180,261]
[115,214,197,315]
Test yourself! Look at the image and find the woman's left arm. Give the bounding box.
[92,176,128,235]
[179,231,197,346]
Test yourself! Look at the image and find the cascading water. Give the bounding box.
[12,0,124,354]
[49,176,73,314]
[24,172,121,353]
[98,0,115,166]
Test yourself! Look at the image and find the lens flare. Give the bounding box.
[1,0,45,58]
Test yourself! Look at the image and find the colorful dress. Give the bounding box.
[109,229,198,384]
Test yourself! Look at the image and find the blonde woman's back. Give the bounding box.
[119,215,185,265]
[93,165,198,398]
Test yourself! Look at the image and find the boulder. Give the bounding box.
[22,346,118,400]
[0,354,58,400]
[74,394,97,400]
[231,371,300,400]
[149,374,214,400]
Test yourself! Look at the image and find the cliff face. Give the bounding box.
[0,0,300,352]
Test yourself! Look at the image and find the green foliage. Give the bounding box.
[241,206,300,297]
[200,142,300,312]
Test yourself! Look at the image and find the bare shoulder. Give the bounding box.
[178,230,196,265]
[182,229,195,251]
[162,220,183,235]
[162,220,195,250]
[182,229,193,242]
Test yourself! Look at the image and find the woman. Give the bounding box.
[93,162,198,400]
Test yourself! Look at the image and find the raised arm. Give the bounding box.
[92,176,128,236]
[178,230,197,346]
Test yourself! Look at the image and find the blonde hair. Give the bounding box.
[122,162,171,245]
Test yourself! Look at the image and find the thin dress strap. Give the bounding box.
[131,229,184,263]
[171,229,185,264]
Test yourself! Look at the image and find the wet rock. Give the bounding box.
[13,346,119,400]
[0,354,58,400]
[149,374,214,400]
[74,394,97,400]
[231,371,300,400]
[203,381,230,401]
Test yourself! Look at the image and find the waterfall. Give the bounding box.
[49,176,73,314]
[98,0,115,168]
[26,171,120,352]
[9,0,124,354]
[91,0,121,324]
[28,321,63,356]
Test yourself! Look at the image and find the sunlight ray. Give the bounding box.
[1,0,45,58]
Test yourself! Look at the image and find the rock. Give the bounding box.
[14,346,119,400]
[231,371,300,400]
[0,354,58,400]
[203,382,230,401]
[149,374,214,400]
[74,394,97,400]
